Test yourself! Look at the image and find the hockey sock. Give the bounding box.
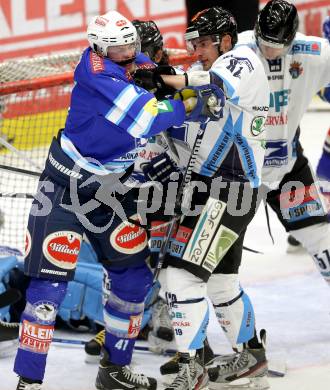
[208,273,255,350]
[166,266,209,353]
[103,264,152,366]
[14,278,67,381]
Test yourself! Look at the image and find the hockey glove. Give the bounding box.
[174,84,225,123]
[142,152,182,185]
[133,65,177,99]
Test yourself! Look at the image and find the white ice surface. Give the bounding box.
[1,111,330,389]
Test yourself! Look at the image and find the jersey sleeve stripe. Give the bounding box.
[127,105,156,138]
[105,84,140,125]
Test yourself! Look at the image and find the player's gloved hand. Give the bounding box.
[323,16,330,42]
[142,152,182,185]
[174,84,225,123]
[133,65,176,99]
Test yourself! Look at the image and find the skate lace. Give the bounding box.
[93,329,105,346]
[170,361,195,389]
[122,366,149,386]
[156,300,171,327]
[0,320,19,328]
[217,350,249,375]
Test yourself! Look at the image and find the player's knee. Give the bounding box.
[166,266,206,300]
[107,262,153,303]
[207,273,240,305]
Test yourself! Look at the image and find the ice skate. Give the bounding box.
[164,353,208,390]
[85,329,105,363]
[208,331,269,389]
[150,297,174,341]
[95,350,157,390]
[160,338,215,376]
[0,319,19,358]
[16,377,42,390]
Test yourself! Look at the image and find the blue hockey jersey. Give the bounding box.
[62,48,185,173]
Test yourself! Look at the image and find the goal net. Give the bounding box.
[0,49,192,256]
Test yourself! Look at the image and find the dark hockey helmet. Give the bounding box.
[185,7,238,49]
[255,0,299,47]
[132,20,163,61]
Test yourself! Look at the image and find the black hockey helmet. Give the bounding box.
[185,7,238,48]
[132,20,163,61]
[255,0,299,47]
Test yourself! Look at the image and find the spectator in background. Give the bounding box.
[185,0,259,32]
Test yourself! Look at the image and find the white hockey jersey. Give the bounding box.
[238,31,330,188]
[167,44,270,188]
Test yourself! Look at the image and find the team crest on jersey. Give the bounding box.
[250,116,266,136]
[90,51,105,73]
[289,61,303,79]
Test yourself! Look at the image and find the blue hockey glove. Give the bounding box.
[323,16,330,42]
[142,152,182,185]
[174,84,225,123]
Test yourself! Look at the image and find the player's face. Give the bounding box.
[107,42,137,63]
[257,37,291,60]
[187,36,220,70]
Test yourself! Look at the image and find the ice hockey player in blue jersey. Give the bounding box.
[12,10,201,390]
[316,16,330,218]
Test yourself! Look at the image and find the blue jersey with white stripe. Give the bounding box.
[63,48,185,172]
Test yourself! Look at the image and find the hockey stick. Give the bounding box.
[51,337,286,377]
[153,121,208,282]
[0,137,43,171]
[0,288,22,308]
[0,164,41,177]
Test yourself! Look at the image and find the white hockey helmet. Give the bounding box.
[87,10,139,57]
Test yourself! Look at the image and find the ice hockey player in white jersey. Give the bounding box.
[135,6,270,390]
[287,16,330,252]
[235,0,330,284]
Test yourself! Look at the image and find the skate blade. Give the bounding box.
[0,339,18,358]
[209,376,269,390]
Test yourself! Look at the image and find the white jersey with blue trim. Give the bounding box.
[167,44,269,188]
[238,31,330,189]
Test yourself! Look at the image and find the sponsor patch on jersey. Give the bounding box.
[250,116,266,136]
[144,98,158,116]
[267,58,282,72]
[25,230,31,258]
[128,314,142,338]
[263,139,288,167]
[20,320,54,354]
[169,226,193,258]
[33,302,57,323]
[110,215,147,254]
[157,100,174,113]
[90,51,105,73]
[291,41,321,55]
[183,198,226,265]
[203,225,238,273]
[42,231,82,270]
[289,61,303,79]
